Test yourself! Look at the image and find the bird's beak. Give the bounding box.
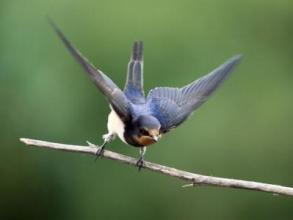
[152,135,161,142]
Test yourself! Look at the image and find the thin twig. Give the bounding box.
[20,137,293,197]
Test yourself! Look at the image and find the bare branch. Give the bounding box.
[20,138,293,197]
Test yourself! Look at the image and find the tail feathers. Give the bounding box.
[132,41,143,61]
[124,41,145,103]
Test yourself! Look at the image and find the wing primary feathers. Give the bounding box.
[49,19,131,121]
[49,18,98,82]
[181,54,242,105]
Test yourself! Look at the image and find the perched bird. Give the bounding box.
[50,21,241,169]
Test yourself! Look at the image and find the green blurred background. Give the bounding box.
[1,0,293,219]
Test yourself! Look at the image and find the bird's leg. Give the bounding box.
[97,133,115,157]
[87,133,115,159]
[136,147,146,171]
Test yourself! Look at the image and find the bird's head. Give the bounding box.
[133,115,162,146]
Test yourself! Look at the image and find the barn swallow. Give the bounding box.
[50,21,241,169]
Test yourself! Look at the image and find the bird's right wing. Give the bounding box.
[147,55,242,133]
[50,20,131,122]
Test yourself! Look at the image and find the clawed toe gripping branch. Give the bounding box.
[20,138,293,197]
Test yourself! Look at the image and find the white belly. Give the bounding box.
[107,109,126,143]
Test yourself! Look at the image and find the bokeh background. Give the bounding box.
[1,0,293,219]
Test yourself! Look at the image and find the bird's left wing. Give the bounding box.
[147,55,242,133]
[50,20,131,122]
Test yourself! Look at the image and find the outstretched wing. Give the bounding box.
[147,55,242,133]
[124,41,145,104]
[50,20,131,122]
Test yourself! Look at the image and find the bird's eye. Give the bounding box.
[139,128,149,136]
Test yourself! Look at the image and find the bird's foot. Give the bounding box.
[86,141,105,160]
[95,146,105,158]
[136,157,144,171]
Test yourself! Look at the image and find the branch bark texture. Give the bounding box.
[20,138,293,197]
